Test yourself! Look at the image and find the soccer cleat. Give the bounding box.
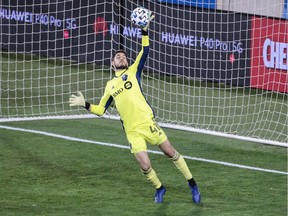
[154,186,166,203]
[188,184,201,204]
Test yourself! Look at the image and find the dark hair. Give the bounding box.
[112,49,127,60]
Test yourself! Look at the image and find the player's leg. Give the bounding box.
[158,139,201,204]
[126,129,165,203]
[134,151,166,203]
[134,151,161,188]
[158,139,193,181]
[141,118,200,203]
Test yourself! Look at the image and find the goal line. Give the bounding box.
[0,115,286,148]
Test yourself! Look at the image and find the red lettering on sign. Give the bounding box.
[93,17,108,37]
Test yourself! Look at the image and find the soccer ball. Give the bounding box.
[130,7,152,28]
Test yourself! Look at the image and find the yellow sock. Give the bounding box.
[172,151,193,180]
[142,168,162,189]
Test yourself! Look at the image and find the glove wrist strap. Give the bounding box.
[142,29,148,35]
[84,101,91,110]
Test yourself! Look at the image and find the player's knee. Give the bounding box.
[140,162,151,171]
[165,149,176,159]
[135,151,151,170]
[137,156,151,171]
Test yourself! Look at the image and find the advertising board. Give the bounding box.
[1,0,250,87]
[251,17,287,93]
[157,0,217,9]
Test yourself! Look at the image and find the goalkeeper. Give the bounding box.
[69,11,201,204]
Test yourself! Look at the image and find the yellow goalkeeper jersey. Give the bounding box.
[90,35,153,132]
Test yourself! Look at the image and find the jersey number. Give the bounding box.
[149,123,161,133]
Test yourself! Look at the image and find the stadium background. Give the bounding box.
[1,0,287,92]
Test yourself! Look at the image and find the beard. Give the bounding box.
[115,64,128,70]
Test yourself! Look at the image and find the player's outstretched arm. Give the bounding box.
[130,9,154,75]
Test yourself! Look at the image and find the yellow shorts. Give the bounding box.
[126,118,167,154]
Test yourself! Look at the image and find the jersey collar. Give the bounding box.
[115,68,128,77]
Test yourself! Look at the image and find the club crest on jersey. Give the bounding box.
[124,81,132,89]
[122,74,128,81]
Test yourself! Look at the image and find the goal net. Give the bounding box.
[0,0,287,147]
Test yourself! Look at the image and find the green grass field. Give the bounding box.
[0,118,287,216]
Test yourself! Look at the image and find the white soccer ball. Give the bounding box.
[130,7,151,28]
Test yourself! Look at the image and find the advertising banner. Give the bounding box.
[1,0,250,87]
[157,0,217,9]
[0,0,113,65]
[127,1,250,87]
[251,17,288,93]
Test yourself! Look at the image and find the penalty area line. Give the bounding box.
[0,125,287,176]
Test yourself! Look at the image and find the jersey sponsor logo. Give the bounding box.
[112,87,124,98]
[112,81,132,98]
[124,81,132,89]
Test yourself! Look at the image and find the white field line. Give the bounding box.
[1,115,287,147]
[1,125,287,176]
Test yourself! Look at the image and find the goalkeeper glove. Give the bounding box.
[69,91,90,110]
[142,11,154,31]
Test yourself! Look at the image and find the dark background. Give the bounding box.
[1,0,251,87]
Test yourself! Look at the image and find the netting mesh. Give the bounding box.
[0,0,287,144]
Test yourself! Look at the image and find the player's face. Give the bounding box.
[112,53,129,70]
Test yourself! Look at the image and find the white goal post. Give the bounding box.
[0,0,287,147]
